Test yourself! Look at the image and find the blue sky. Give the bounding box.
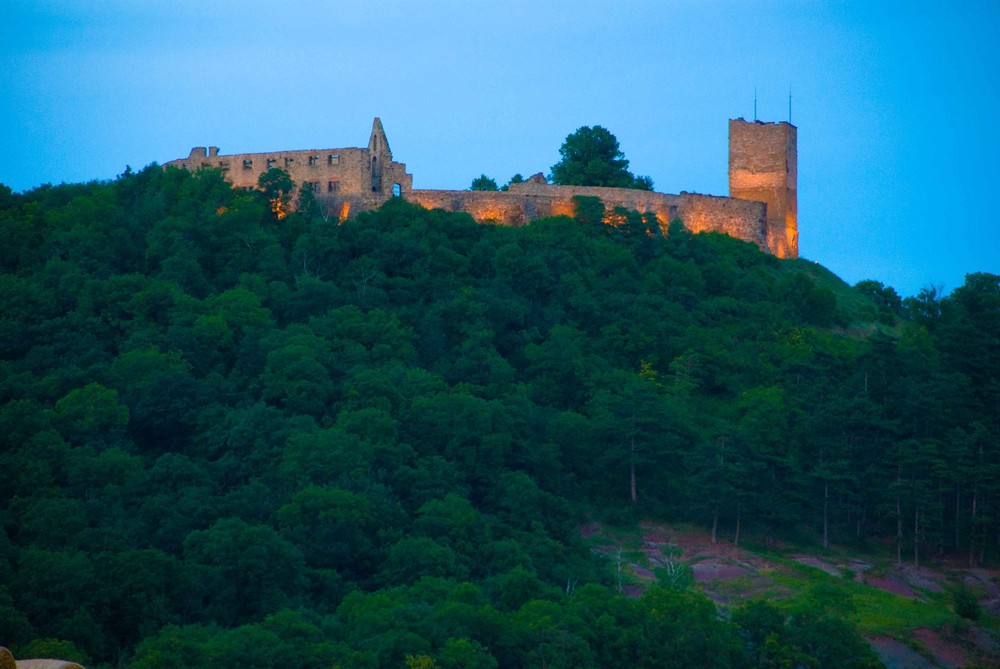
[2,0,997,296]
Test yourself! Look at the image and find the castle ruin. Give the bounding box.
[165,117,798,258]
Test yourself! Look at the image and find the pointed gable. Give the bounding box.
[368,117,391,159]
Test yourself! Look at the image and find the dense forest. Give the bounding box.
[1,165,997,668]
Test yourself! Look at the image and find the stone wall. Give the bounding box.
[406,179,770,252]
[729,118,797,258]
[165,117,793,257]
[163,118,413,221]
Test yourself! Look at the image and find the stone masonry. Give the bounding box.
[729,119,797,258]
[407,178,769,252]
[165,118,413,223]
[166,117,798,258]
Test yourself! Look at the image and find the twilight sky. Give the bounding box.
[2,0,997,297]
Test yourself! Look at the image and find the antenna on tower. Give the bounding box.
[754,87,758,121]
[788,85,792,123]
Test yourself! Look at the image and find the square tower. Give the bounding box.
[728,119,797,258]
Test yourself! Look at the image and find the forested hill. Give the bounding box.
[1,166,997,669]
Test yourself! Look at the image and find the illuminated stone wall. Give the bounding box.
[407,179,770,252]
[166,117,794,256]
[729,119,797,258]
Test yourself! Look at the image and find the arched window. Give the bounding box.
[392,183,401,197]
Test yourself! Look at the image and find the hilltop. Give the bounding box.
[1,166,998,668]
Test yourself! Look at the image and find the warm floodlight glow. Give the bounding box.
[270,198,289,220]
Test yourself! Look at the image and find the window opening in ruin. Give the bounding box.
[285,157,294,168]
[243,159,253,170]
[392,183,401,197]
[328,180,339,193]
[328,154,339,166]
[371,157,381,192]
[267,158,276,169]
[308,155,319,166]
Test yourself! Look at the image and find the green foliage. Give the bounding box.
[52,383,129,444]
[257,167,294,219]
[949,582,981,620]
[469,175,498,191]
[734,597,883,669]
[16,639,90,665]
[3,165,997,668]
[855,279,903,324]
[550,126,653,190]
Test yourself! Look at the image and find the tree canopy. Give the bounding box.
[2,164,998,668]
[549,126,653,190]
[469,174,498,191]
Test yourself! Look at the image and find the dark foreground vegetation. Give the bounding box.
[1,165,997,668]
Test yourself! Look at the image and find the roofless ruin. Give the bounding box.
[165,117,797,258]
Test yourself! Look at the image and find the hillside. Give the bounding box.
[1,167,998,668]
[587,521,999,668]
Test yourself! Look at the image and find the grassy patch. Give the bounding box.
[763,559,960,635]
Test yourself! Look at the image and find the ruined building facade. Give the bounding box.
[166,118,412,223]
[165,117,798,258]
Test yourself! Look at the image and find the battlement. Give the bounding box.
[165,117,798,258]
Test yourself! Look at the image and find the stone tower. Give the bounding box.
[728,119,797,258]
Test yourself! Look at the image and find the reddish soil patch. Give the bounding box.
[865,574,918,598]
[896,565,945,593]
[639,522,753,561]
[862,563,954,600]
[966,568,1000,599]
[579,521,602,539]
[622,584,644,598]
[691,561,752,582]
[630,564,655,580]
[584,520,1000,667]
[790,555,842,577]
[868,636,935,669]
[913,627,969,668]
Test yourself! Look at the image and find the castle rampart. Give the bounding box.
[407,180,769,252]
[166,117,797,258]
